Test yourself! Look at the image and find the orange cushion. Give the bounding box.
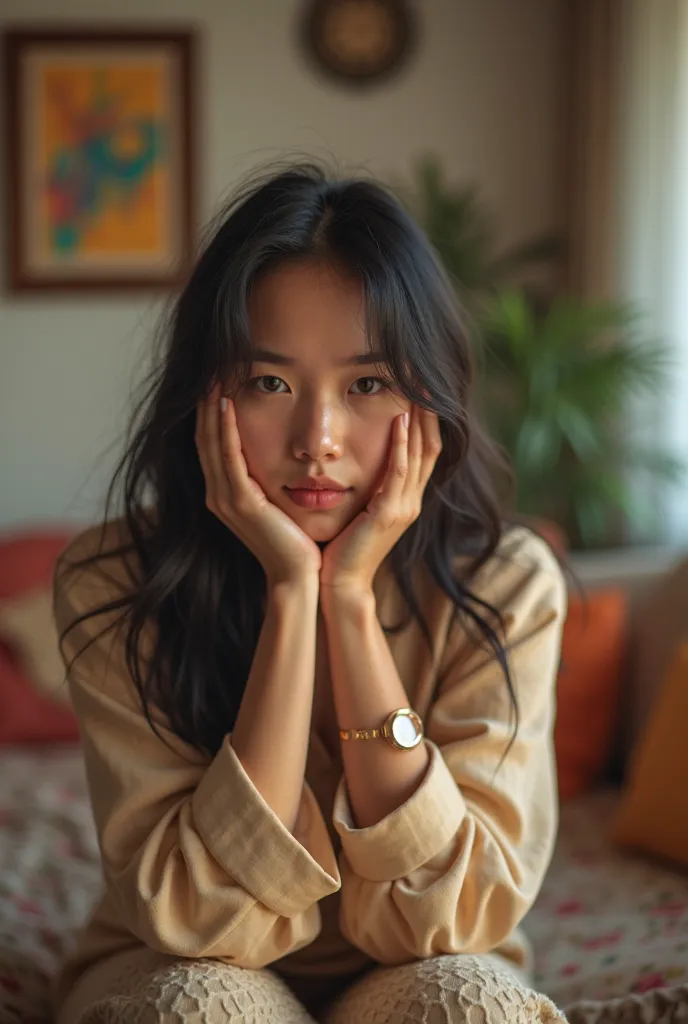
[612,642,688,867]
[0,527,80,744]
[554,588,628,800]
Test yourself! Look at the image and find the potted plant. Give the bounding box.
[478,290,682,549]
[400,155,562,310]
[404,155,682,549]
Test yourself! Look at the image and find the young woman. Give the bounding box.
[51,162,568,1024]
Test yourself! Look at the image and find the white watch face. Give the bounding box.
[391,713,420,748]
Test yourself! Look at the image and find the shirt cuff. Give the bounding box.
[332,739,466,882]
[192,735,340,916]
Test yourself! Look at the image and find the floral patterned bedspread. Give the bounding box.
[525,789,688,1016]
[0,746,102,1023]
[1,748,687,1023]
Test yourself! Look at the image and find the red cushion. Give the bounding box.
[0,527,81,745]
[0,528,77,600]
[0,641,80,743]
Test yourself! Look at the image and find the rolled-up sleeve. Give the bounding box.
[53,537,340,969]
[332,533,567,964]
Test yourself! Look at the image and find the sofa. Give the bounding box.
[0,528,687,1023]
[524,544,688,1023]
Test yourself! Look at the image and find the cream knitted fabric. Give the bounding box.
[55,946,568,1024]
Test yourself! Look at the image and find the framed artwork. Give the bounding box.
[3,27,196,292]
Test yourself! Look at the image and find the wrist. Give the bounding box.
[267,574,320,605]
[320,582,376,620]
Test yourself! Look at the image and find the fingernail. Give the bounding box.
[403,412,409,428]
[221,397,227,413]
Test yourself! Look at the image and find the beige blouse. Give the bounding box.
[50,517,566,1011]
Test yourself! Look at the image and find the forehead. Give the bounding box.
[247,261,370,361]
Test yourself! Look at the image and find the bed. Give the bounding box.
[2,745,688,1023]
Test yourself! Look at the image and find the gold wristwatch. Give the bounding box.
[339,708,424,750]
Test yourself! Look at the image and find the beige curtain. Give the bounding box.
[559,0,623,301]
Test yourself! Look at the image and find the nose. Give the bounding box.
[290,397,343,462]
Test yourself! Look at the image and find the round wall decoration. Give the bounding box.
[301,0,416,87]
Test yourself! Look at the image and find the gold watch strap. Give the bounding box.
[339,726,383,741]
[337,708,421,741]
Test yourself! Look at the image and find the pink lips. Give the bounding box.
[284,487,352,509]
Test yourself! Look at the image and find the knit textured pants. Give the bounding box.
[54,945,568,1023]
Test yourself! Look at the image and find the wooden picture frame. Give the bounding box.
[3,26,197,292]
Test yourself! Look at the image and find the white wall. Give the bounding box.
[0,0,564,529]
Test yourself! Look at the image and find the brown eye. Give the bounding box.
[251,375,288,394]
[350,376,386,396]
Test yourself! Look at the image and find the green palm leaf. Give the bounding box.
[477,289,681,546]
[399,156,681,548]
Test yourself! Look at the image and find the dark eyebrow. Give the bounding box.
[250,348,387,367]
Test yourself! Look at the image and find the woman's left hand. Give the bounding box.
[320,404,442,595]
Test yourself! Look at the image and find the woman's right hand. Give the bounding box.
[195,382,322,588]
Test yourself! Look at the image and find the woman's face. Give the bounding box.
[234,260,410,543]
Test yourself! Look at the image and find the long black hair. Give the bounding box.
[55,160,517,762]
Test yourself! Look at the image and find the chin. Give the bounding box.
[282,504,356,544]
[299,516,344,544]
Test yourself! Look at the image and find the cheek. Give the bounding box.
[233,407,279,485]
[350,416,394,491]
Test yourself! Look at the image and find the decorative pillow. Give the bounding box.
[0,528,79,745]
[624,557,688,762]
[612,642,688,867]
[0,587,69,704]
[0,642,79,746]
[0,529,76,601]
[554,588,628,800]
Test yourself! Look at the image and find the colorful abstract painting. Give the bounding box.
[4,29,195,291]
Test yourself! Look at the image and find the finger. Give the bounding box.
[219,396,255,497]
[377,412,408,509]
[201,382,230,498]
[406,404,424,490]
[216,397,266,544]
[419,408,443,488]
[195,383,218,494]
